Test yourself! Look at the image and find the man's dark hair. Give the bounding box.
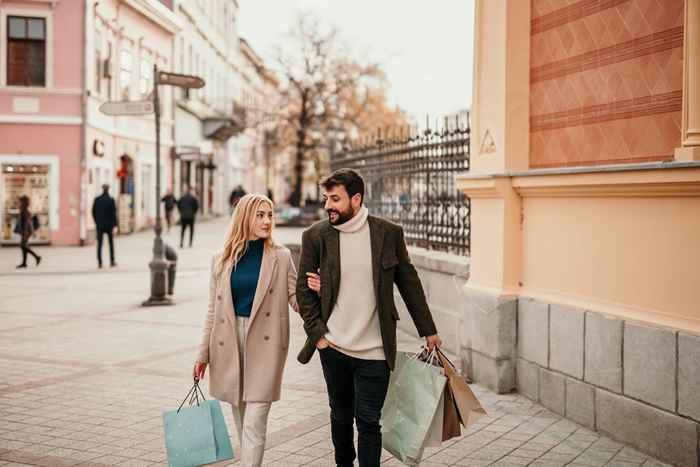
[320,169,365,203]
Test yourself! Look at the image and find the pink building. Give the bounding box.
[0,0,179,246]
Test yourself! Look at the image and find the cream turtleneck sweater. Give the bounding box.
[324,206,385,360]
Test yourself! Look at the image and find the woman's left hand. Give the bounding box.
[306,272,321,294]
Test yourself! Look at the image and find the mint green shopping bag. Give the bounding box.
[381,350,447,465]
[162,381,234,467]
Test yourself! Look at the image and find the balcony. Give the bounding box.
[203,99,247,142]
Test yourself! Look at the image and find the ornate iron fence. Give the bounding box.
[330,115,471,256]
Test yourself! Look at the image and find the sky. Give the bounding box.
[238,0,475,124]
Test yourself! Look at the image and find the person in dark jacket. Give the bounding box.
[177,185,199,248]
[15,195,41,269]
[161,189,177,232]
[92,184,118,268]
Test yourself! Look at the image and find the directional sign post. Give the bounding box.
[98,100,154,116]
[142,66,206,307]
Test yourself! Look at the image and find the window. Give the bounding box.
[106,42,113,100]
[139,57,151,96]
[7,16,46,86]
[94,29,102,94]
[119,47,132,99]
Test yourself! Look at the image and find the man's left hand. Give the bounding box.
[425,334,442,352]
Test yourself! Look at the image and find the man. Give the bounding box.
[296,169,442,467]
[228,185,246,213]
[161,189,177,233]
[92,184,118,268]
[177,185,199,248]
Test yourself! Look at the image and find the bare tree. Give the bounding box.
[271,13,407,206]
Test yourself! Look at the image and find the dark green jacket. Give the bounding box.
[295,215,437,370]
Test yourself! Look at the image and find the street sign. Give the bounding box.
[99,100,154,116]
[156,71,205,89]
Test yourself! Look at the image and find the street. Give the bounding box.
[0,218,667,467]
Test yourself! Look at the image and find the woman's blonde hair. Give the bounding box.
[215,193,275,277]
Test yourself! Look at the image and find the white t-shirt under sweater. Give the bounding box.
[324,206,386,360]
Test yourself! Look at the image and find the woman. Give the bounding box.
[15,195,41,269]
[193,193,319,467]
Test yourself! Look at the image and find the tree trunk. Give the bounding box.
[289,128,305,207]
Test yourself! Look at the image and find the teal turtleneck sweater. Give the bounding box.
[230,239,264,317]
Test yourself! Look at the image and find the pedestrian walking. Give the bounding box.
[14,195,41,269]
[177,185,199,248]
[92,184,118,268]
[193,193,318,467]
[161,189,177,233]
[296,168,442,467]
[228,185,246,213]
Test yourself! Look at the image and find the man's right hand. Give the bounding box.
[316,337,331,350]
[193,362,208,381]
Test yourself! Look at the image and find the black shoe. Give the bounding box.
[110,262,117,267]
[36,256,41,266]
[98,263,103,269]
[16,264,27,269]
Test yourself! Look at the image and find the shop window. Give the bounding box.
[94,29,102,94]
[2,164,50,244]
[7,16,46,87]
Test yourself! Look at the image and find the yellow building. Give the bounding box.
[458,1,700,465]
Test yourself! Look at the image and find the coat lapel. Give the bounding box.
[321,224,340,312]
[249,247,278,324]
[368,216,385,299]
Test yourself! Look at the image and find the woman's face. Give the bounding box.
[251,203,273,239]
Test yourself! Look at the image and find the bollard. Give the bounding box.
[164,243,178,296]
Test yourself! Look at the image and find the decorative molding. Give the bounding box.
[479,129,497,154]
[530,91,682,131]
[531,0,630,35]
[122,0,183,35]
[0,86,82,96]
[530,27,683,83]
[0,115,82,125]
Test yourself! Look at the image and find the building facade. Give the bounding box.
[458,1,700,465]
[0,0,179,246]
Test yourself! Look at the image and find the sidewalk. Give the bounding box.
[0,218,670,466]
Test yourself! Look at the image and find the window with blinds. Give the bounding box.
[7,16,46,87]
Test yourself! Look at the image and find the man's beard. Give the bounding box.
[327,205,355,225]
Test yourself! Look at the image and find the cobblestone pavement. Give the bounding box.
[0,218,669,466]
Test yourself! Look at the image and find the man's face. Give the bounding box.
[323,185,360,225]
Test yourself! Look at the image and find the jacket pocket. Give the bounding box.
[382,255,399,269]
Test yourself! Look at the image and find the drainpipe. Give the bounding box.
[78,0,91,246]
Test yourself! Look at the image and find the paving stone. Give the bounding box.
[596,389,698,467]
[539,368,565,416]
[517,298,549,367]
[623,322,677,411]
[548,304,584,378]
[584,312,622,392]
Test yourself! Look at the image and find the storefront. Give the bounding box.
[0,156,60,245]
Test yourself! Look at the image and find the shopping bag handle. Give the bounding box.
[436,348,457,370]
[176,378,207,414]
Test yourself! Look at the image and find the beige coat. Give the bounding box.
[196,245,298,405]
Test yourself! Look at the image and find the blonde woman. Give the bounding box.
[193,193,320,467]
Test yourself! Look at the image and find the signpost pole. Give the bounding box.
[143,64,171,307]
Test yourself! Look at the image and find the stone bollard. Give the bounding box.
[164,243,178,295]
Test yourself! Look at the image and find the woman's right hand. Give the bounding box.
[193,362,208,381]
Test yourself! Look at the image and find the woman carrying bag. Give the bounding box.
[193,193,320,467]
[15,195,41,269]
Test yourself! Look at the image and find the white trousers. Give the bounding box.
[231,316,272,467]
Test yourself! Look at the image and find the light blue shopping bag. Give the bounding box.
[162,381,234,467]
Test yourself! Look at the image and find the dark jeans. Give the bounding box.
[19,239,39,265]
[96,229,115,266]
[180,219,195,247]
[319,347,390,467]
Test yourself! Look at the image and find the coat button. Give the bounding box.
[220,318,225,323]
[266,312,270,317]
[264,336,270,341]
[219,341,224,346]
[217,294,222,300]
[269,289,273,294]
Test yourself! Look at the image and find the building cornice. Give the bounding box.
[122,0,183,34]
